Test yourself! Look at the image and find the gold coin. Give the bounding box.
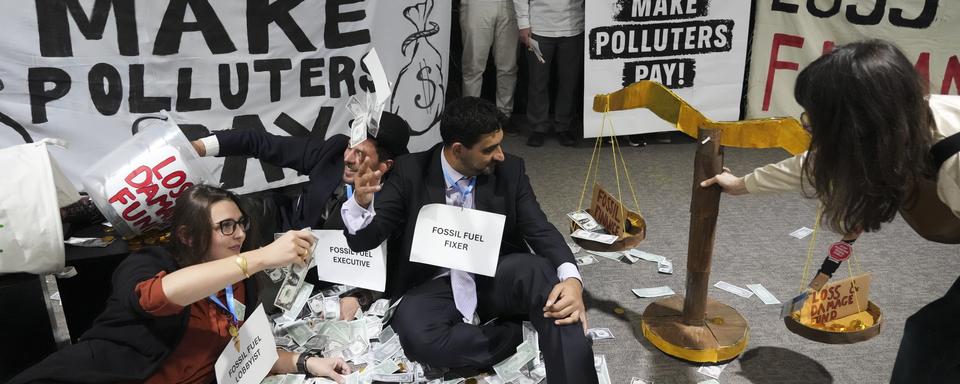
[710,317,725,325]
[849,319,863,328]
[103,226,114,233]
[614,307,625,315]
[465,379,478,384]
[100,235,115,242]
[828,324,846,332]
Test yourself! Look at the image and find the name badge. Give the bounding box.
[214,305,278,384]
[410,204,505,277]
[312,230,387,292]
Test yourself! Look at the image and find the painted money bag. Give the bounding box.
[389,0,445,136]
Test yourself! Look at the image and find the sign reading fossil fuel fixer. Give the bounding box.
[214,305,278,384]
[311,230,386,292]
[410,204,505,277]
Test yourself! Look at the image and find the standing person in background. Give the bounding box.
[514,0,584,147]
[460,0,519,132]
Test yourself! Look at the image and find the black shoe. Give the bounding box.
[626,134,646,147]
[503,114,521,136]
[527,132,545,147]
[559,132,577,147]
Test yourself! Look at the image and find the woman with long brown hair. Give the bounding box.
[12,184,351,383]
[702,39,960,383]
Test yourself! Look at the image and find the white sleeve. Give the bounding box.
[198,135,220,157]
[513,0,530,30]
[341,195,376,235]
[743,152,807,194]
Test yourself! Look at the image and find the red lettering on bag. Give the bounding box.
[121,201,146,221]
[125,166,153,188]
[108,187,134,205]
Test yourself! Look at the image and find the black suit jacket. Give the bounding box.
[215,130,348,230]
[345,143,576,300]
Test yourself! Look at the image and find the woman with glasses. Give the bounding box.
[11,184,352,383]
[702,39,960,383]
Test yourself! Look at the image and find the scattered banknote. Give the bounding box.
[697,363,727,379]
[378,326,396,344]
[373,335,404,362]
[567,210,604,232]
[281,373,307,384]
[631,378,651,384]
[571,229,617,244]
[64,236,113,247]
[586,250,623,261]
[567,242,582,254]
[280,282,314,323]
[586,328,615,341]
[285,321,317,346]
[576,255,597,266]
[746,283,781,305]
[698,380,720,384]
[307,293,325,316]
[369,373,415,383]
[323,296,341,320]
[261,375,285,384]
[624,249,667,263]
[714,281,754,298]
[368,299,391,317]
[492,340,536,382]
[789,226,814,239]
[594,354,611,384]
[620,252,640,264]
[632,286,675,298]
[522,321,541,368]
[657,259,674,274]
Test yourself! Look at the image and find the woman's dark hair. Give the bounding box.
[168,184,250,267]
[795,39,934,234]
[440,97,506,148]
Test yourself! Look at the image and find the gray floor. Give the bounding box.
[41,133,960,383]
[504,132,959,384]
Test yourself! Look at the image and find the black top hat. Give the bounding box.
[368,111,410,157]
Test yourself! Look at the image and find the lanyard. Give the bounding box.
[208,285,239,324]
[442,168,476,207]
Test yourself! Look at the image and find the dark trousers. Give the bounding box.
[525,33,584,134]
[391,253,598,384]
[890,275,960,383]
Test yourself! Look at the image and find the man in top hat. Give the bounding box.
[191,111,412,315]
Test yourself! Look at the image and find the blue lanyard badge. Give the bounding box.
[208,285,239,324]
[442,169,476,207]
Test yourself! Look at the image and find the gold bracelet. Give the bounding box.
[234,255,250,279]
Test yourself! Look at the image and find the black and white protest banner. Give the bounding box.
[410,204,505,277]
[312,229,386,292]
[584,0,752,137]
[0,0,450,194]
[746,1,958,118]
[214,305,278,384]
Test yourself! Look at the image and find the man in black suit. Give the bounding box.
[191,112,411,315]
[342,97,597,383]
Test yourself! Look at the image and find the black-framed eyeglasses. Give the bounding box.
[799,112,812,133]
[215,217,250,236]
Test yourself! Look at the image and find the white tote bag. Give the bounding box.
[0,139,80,274]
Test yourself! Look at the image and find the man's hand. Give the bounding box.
[306,356,351,384]
[519,28,532,48]
[339,297,360,320]
[543,278,588,332]
[191,140,206,156]
[700,168,748,195]
[353,150,386,209]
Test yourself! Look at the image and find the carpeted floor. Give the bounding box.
[502,132,960,384]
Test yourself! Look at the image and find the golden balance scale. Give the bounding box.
[576,81,882,363]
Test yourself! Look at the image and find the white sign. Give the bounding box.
[312,230,387,292]
[583,0,752,137]
[214,304,279,384]
[410,204,505,277]
[746,1,960,119]
[0,1,451,194]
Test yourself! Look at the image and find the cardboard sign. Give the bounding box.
[312,230,387,292]
[590,184,625,237]
[214,305,278,384]
[410,204,505,277]
[800,274,871,325]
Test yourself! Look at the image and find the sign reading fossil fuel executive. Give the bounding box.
[584,0,752,137]
[0,0,450,194]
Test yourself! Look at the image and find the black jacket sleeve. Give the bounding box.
[214,130,347,175]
